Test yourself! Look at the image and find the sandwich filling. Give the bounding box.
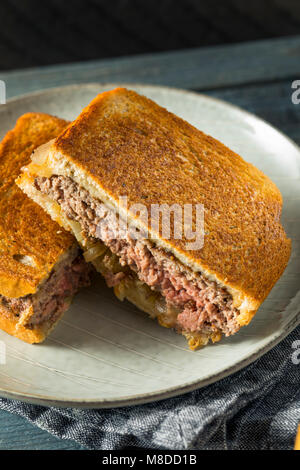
[0,246,91,330]
[34,175,241,342]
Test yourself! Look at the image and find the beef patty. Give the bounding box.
[0,247,91,329]
[34,175,240,337]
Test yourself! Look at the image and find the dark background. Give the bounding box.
[0,0,300,71]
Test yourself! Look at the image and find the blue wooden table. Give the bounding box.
[0,35,300,449]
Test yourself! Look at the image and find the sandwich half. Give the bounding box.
[18,88,291,349]
[0,113,92,343]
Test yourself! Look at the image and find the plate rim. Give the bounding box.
[0,82,299,409]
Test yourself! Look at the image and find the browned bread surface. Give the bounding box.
[0,303,45,343]
[0,112,73,298]
[53,88,291,312]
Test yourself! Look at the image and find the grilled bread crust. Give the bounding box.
[0,303,59,344]
[19,89,291,326]
[0,112,72,300]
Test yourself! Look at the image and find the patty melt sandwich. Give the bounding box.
[0,113,92,343]
[17,89,291,349]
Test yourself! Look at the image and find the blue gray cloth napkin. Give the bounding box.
[0,324,299,450]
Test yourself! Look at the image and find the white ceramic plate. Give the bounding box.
[0,84,299,408]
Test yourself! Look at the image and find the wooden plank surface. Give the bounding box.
[0,409,84,449]
[0,36,300,98]
[0,36,299,450]
[1,0,300,71]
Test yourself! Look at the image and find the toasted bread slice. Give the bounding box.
[0,113,91,343]
[18,89,291,348]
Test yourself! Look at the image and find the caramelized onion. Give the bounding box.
[83,242,107,262]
